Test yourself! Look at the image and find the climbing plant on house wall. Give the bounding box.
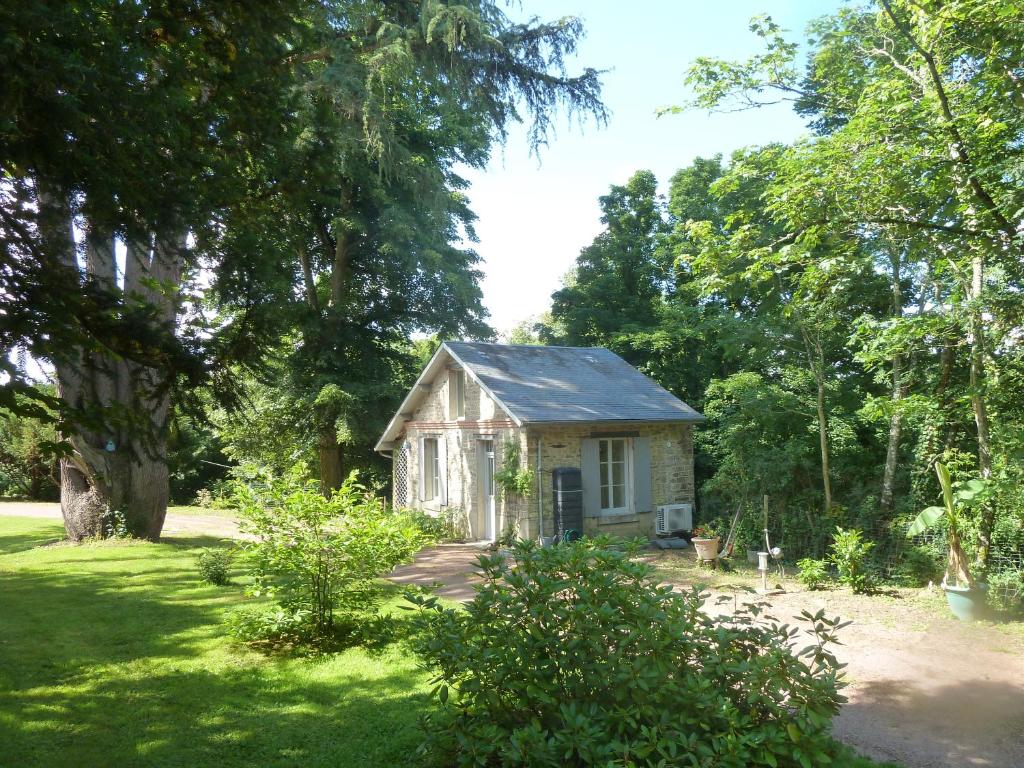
[494,440,534,500]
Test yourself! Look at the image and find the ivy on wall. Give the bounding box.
[495,440,534,500]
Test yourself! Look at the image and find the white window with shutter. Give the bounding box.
[418,435,447,506]
[582,436,652,518]
[448,369,466,419]
[599,438,631,514]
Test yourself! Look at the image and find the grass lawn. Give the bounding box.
[0,516,431,768]
[0,515,903,768]
[167,505,237,519]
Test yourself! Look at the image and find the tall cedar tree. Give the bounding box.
[2,1,605,537]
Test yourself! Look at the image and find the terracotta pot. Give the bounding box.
[692,537,720,562]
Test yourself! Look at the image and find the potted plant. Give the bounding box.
[907,462,989,621]
[691,523,720,563]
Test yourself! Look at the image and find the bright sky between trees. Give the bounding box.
[466,0,841,335]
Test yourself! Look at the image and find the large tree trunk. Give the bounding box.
[38,185,181,541]
[314,186,354,495]
[318,432,345,495]
[880,249,904,513]
[880,404,903,512]
[60,442,169,540]
[968,254,995,571]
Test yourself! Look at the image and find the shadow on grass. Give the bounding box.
[0,527,65,555]
[0,541,432,768]
[0,659,428,768]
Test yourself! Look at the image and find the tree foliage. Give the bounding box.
[538,1,1023,577]
[1,1,606,534]
[677,0,1024,574]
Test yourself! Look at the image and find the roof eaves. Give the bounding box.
[374,344,449,453]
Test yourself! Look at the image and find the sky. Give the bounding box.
[464,0,841,335]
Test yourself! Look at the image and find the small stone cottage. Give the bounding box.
[375,342,703,541]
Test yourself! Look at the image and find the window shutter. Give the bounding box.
[633,437,652,513]
[438,436,448,506]
[581,438,601,517]
[417,437,426,502]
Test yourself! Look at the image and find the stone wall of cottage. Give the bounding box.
[395,364,525,539]
[392,361,696,541]
[519,423,695,539]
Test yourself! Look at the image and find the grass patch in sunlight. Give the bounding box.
[0,516,429,768]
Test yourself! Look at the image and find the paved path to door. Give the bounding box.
[389,543,488,601]
[385,544,1024,768]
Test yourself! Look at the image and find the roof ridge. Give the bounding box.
[445,340,611,352]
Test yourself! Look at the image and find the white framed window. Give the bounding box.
[598,437,631,514]
[449,370,466,419]
[422,438,441,500]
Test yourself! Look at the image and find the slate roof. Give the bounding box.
[376,342,703,451]
[445,342,704,424]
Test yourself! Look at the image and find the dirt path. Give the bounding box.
[724,585,1024,768]
[387,545,1024,768]
[0,502,241,540]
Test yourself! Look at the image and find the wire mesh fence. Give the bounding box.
[716,501,1024,609]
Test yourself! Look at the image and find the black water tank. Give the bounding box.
[552,467,583,540]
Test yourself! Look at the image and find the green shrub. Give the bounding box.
[194,481,235,510]
[495,519,518,548]
[405,508,448,541]
[988,569,1024,614]
[830,527,876,594]
[797,558,830,590]
[890,543,944,587]
[193,488,215,508]
[408,537,848,768]
[226,606,314,648]
[233,470,427,646]
[197,548,232,585]
[406,507,470,543]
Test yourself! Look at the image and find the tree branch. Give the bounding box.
[880,0,1019,247]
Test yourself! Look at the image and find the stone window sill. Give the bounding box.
[597,514,639,526]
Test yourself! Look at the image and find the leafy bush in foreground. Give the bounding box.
[409,537,848,768]
[232,470,427,647]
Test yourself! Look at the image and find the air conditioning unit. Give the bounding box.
[656,503,693,535]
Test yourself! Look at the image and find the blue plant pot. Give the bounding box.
[943,582,988,622]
